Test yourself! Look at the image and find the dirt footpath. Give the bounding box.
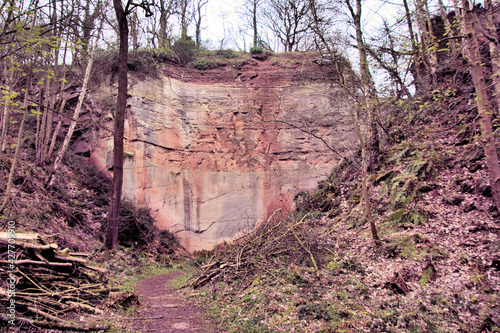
[130,273,216,333]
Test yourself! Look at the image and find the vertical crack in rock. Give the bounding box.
[182,178,192,232]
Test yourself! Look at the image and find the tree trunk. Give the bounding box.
[414,0,436,84]
[106,0,129,250]
[426,1,439,85]
[253,0,258,48]
[130,11,139,50]
[308,0,380,243]
[402,0,422,89]
[346,0,380,172]
[36,77,51,164]
[48,30,99,187]
[451,0,462,23]
[0,68,15,153]
[158,0,175,49]
[483,0,500,115]
[180,0,189,40]
[438,0,456,51]
[47,43,69,160]
[0,72,32,213]
[462,0,500,210]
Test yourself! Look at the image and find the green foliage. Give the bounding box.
[193,57,213,71]
[297,303,331,321]
[172,37,197,65]
[419,265,436,286]
[408,159,434,181]
[326,259,364,274]
[149,47,175,62]
[387,209,427,227]
[127,48,175,77]
[378,157,435,207]
[118,199,177,252]
[118,200,156,248]
[385,234,448,260]
[295,182,339,214]
[250,46,264,54]
[215,48,238,59]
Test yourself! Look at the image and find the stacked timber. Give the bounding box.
[0,232,111,331]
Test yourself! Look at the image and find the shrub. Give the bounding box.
[172,37,197,65]
[117,199,178,253]
[118,199,157,248]
[250,46,264,54]
[193,58,213,71]
[216,48,238,59]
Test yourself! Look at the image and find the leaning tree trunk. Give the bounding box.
[48,30,99,188]
[462,0,500,210]
[106,0,129,250]
[47,43,69,160]
[0,72,32,213]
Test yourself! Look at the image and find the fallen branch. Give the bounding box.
[0,259,72,267]
[0,238,58,250]
[291,228,319,276]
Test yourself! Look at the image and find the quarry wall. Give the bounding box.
[92,55,357,251]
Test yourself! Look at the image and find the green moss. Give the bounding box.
[326,259,364,273]
[471,274,485,285]
[419,265,435,286]
[385,234,443,260]
[387,209,427,227]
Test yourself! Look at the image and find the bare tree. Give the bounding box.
[402,0,423,89]
[0,72,33,213]
[482,0,500,115]
[241,0,262,48]
[157,0,177,48]
[48,22,102,187]
[0,3,40,212]
[344,0,380,172]
[262,0,311,52]
[107,0,153,250]
[178,0,191,40]
[308,0,381,243]
[414,0,438,85]
[193,0,208,47]
[366,20,412,99]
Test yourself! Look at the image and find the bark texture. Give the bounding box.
[462,0,500,210]
[106,0,129,249]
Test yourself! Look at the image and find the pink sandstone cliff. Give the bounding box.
[92,55,357,251]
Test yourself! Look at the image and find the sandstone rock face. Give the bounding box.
[93,57,357,251]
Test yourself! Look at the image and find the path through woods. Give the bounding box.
[127,273,216,332]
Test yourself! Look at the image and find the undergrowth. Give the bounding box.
[183,63,500,332]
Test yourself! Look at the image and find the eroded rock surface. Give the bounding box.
[93,57,357,251]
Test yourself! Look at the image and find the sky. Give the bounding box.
[199,0,404,51]
[204,0,245,43]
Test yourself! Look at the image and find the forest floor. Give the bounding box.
[117,272,217,333]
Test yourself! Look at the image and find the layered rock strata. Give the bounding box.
[93,57,357,251]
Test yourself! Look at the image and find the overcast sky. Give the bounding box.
[200,0,248,50]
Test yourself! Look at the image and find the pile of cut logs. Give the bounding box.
[0,232,112,331]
